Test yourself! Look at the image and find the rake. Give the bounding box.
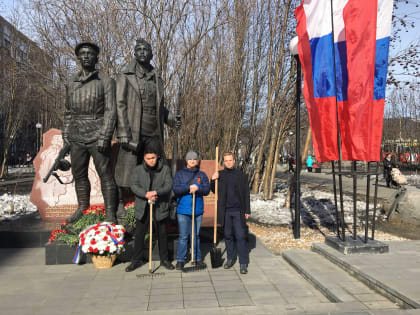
[136,200,165,278]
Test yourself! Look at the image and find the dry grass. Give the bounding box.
[248,222,408,254]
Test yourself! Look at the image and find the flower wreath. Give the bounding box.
[73,222,126,264]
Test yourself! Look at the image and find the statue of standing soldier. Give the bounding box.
[114,39,179,208]
[63,42,118,223]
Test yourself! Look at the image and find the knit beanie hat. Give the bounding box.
[185,151,199,160]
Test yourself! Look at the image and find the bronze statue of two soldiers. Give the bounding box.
[64,39,177,222]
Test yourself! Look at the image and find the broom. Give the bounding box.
[210,147,223,268]
[136,200,165,278]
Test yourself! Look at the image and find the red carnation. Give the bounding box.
[90,239,96,245]
[88,246,93,252]
[103,236,108,241]
[93,248,98,253]
[105,246,110,252]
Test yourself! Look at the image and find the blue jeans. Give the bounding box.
[177,213,202,262]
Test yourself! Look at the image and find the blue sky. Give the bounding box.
[1,0,418,86]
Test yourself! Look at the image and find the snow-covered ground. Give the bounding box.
[250,183,382,227]
[0,193,38,222]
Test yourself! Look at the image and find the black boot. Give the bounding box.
[67,183,91,223]
[175,261,184,271]
[66,209,84,224]
[102,186,118,223]
[161,260,175,270]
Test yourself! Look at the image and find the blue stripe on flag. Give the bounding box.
[374,37,390,100]
[334,41,348,102]
[310,35,389,102]
[310,34,336,99]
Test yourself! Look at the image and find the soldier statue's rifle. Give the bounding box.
[43,143,74,184]
[171,91,182,179]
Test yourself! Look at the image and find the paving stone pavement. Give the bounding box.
[1,239,420,314]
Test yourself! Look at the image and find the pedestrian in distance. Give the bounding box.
[306,155,313,172]
[383,153,396,188]
[173,151,210,271]
[288,153,295,173]
[211,152,251,274]
[126,145,175,272]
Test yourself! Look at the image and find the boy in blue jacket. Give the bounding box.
[173,151,210,270]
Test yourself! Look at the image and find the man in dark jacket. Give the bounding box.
[383,153,396,188]
[126,146,174,272]
[287,153,295,173]
[173,151,210,271]
[63,42,118,223]
[211,152,250,274]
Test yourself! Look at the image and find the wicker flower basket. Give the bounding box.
[91,254,117,269]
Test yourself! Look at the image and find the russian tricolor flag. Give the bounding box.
[295,0,393,162]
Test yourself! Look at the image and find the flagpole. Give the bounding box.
[330,0,346,241]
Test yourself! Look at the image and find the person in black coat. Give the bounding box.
[211,152,250,274]
[125,145,175,272]
[383,153,396,188]
[287,153,295,173]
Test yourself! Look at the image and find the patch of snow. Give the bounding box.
[0,193,38,222]
[250,185,381,227]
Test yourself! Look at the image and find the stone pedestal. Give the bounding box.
[325,236,389,255]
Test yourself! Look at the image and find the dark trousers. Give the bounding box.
[70,141,118,221]
[132,210,169,263]
[224,212,249,265]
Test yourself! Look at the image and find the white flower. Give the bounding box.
[78,222,126,255]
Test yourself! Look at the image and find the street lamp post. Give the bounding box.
[36,122,42,153]
[289,36,301,239]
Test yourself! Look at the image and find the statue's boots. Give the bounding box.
[67,185,90,224]
[103,186,118,223]
[116,201,126,225]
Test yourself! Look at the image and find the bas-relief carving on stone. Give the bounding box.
[30,129,104,221]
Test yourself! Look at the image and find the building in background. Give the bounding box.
[0,15,56,175]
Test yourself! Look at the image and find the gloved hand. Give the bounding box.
[97,139,110,153]
[119,137,131,151]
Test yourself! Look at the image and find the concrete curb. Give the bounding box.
[281,250,341,303]
[312,243,420,309]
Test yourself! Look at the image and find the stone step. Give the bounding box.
[282,249,400,311]
[312,242,420,309]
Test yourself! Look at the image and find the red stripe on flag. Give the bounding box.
[295,3,339,162]
[342,0,379,161]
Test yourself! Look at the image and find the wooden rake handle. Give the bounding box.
[149,201,153,273]
[191,192,196,263]
[214,147,219,244]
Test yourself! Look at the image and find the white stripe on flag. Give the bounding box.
[377,0,393,39]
